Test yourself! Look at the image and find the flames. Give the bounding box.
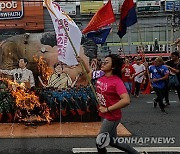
[33,56,53,83]
[0,57,53,123]
[0,57,55,124]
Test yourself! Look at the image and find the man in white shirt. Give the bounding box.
[0,58,35,88]
[132,58,146,97]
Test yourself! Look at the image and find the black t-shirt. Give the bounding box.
[166,60,180,81]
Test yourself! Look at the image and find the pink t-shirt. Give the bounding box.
[96,75,128,121]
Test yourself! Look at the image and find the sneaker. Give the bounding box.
[161,109,168,114]
[175,90,178,95]
[153,98,157,108]
[151,91,155,94]
[165,102,170,107]
[135,95,139,98]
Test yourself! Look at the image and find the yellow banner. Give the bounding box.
[80,1,104,14]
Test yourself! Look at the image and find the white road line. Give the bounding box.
[146,101,178,104]
[72,147,180,153]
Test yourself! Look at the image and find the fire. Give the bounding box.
[33,56,53,83]
[0,77,52,123]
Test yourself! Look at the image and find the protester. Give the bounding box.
[132,58,146,97]
[165,52,180,105]
[121,58,135,94]
[78,54,141,154]
[0,58,35,89]
[149,57,169,113]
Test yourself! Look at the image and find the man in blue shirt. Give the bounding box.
[149,57,169,113]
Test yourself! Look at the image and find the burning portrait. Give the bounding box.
[0,32,99,125]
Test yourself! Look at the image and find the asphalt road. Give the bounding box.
[0,92,180,154]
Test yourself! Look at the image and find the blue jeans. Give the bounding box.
[124,82,132,94]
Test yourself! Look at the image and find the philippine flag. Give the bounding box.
[82,0,115,44]
[86,26,112,44]
[117,0,137,38]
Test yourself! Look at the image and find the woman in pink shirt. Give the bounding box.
[78,54,141,154]
[95,54,141,154]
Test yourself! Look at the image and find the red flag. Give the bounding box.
[82,0,115,34]
[117,0,137,38]
[141,81,151,94]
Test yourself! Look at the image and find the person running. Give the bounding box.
[149,57,169,113]
[78,54,142,154]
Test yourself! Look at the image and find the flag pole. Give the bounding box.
[136,22,152,94]
[114,20,126,57]
[45,0,99,104]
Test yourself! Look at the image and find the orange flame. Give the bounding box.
[34,56,53,83]
[0,77,52,123]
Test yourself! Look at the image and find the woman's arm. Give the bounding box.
[99,93,130,113]
[167,66,180,74]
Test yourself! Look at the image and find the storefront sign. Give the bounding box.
[165,0,180,11]
[80,1,104,14]
[58,2,76,15]
[0,1,24,20]
[0,1,44,31]
[137,0,161,12]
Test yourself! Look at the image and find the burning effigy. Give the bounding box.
[0,32,99,124]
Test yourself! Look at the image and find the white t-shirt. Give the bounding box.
[132,63,146,83]
[0,68,35,87]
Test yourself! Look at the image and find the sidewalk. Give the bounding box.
[0,122,131,138]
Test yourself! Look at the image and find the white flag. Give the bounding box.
[45,0,82,66]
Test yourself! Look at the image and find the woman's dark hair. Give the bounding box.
[105,54,123,78]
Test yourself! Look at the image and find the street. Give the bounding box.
[0,91,180,154]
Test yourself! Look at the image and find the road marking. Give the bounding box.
[146,101,178,104]
[72,147,180,153]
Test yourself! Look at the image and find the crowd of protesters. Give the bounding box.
[120,51,180,113]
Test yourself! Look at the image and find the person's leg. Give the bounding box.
[97,119,140,154]
[134,82,138,96]
[135,82,141,97]
[154,88,165,112]
[164,85,170,105]
[124,82,130,94]
[175,85,180,102]
[129,82,133,95]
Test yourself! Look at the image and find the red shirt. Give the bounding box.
[121,64,135,82]
[96,75,128,121]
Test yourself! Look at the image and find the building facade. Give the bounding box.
[0,0,179,56]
